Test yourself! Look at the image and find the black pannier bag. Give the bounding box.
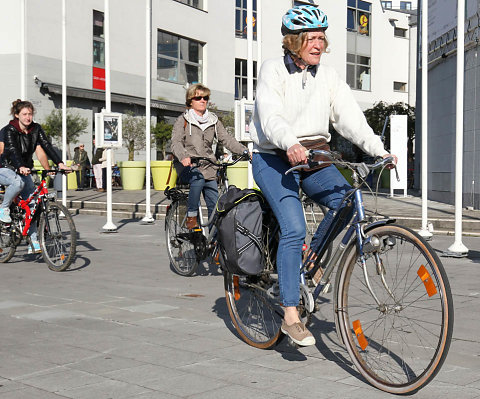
[215,185,265,275]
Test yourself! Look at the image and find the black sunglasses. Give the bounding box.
[191,95,209,102]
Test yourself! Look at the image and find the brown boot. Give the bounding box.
[186,216,199,230]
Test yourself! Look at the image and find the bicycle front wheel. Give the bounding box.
[39,202,77,272]
[336,224,453,394]
[165,199,198,276]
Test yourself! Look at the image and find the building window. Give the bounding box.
[394,27,407,38]
[93,10,104,68]
[400,1,412,10]
[347,0,371,36]
[236,0,257,39]
[235,59,257,99]
[381,1,392,8]
[346,53,371,91]
[157,30,203,84]
[394,81,407,92]
[174,0,203,9]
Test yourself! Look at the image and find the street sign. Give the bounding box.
[95,112,123,148]
[234,98,255,142]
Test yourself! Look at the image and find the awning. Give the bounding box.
[40,82,186,113]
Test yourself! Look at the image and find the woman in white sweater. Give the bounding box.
[249,5,396,346]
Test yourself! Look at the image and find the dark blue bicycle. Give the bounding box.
[224,150,453,394]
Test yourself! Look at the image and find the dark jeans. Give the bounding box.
[102,168,107,189]
[178,167,218,220]
[76,167,88,189]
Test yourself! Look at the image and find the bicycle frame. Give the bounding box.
[13,176,51,237]
[165,152,249,265]
[300,169,394,303]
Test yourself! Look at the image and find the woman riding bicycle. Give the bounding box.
[1,99,70,253]
[249,5,396,346]
[171,83,247,230]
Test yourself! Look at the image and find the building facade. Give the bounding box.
[0,0,416,161]
[415,0,480,208]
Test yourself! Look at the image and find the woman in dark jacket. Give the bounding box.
[2,99,69,253]
[171,84,247,229]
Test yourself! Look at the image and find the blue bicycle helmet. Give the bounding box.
[282,5,328,35]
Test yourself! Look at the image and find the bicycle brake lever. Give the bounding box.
[394,166,400,182]
[285,164,310,175]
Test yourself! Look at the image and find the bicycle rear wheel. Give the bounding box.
[224,214,283,349]
[165,199,198,276]
[336,224,453,394]
[39,202,77,272]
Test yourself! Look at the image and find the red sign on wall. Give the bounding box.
[93,67,105,90]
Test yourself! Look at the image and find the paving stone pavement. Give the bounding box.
[0,213,479,398]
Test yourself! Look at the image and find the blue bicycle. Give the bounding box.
[224,150,453,394]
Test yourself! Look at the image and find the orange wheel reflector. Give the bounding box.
[417,265,437,297]
[60,254,65,261]
[214,252,220,265]
[233,275,240,301]
[353,319,368,350]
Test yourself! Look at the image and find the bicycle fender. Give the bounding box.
[363,218,396,232]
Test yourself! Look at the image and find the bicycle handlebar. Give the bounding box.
[285,150,398,181]
[30,167,72,178]
[190,150,250,168]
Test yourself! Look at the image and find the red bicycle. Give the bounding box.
[0,168,76,271]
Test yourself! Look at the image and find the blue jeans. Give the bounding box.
[179,168,218,220]
[252,153,351,307]
[0,168,24,208]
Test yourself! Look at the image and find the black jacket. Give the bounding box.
[3,122,62,169]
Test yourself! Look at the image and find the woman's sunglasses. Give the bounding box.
[191,95,209,102]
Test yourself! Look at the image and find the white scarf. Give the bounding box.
[189,109,211,131]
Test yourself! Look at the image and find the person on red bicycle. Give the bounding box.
[1,99,70,253]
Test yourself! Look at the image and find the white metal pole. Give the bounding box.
[103,0,117,232]
[418,0,432,239]
[246,0,254,189]
[142,0,154,223]
[446,0,468,256]
[20,0,26,99]
[61,0,67,207]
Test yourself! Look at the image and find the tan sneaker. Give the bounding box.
[281,320,316,346]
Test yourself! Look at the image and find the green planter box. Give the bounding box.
[226,161,258,189]
[66,160,77,189]
[33,160,54,187]
[337,167,354,185]
[118,161,146,190]
[151,161,177,190]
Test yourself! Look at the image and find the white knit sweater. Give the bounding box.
[249,57,386,158]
